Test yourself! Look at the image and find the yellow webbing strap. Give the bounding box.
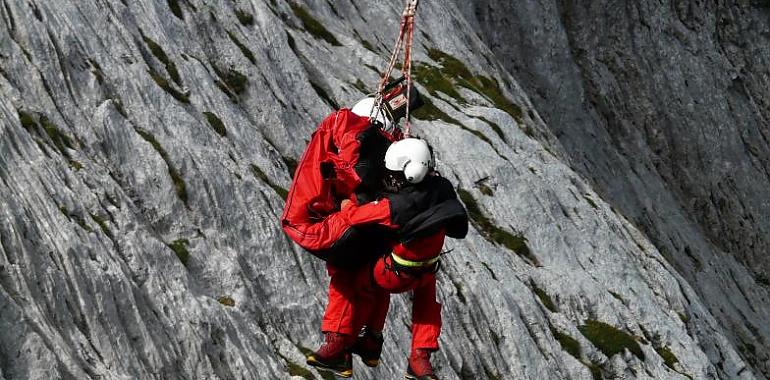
[390,252,440,268]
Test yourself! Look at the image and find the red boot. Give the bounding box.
[306,332,354,377]
[406,348,438,380]
[351,329,384,367]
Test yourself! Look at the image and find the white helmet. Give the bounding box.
[351,97,392,131]
[385,138,433,184]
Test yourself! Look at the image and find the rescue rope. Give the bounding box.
[373,0,418,138]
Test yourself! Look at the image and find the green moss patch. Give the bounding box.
[211,65,247,101]
[411,98,504,156]
[411,97,461,125]
[217,296,236,307]
[584,195,599,209]
[412,48,523,122]
[278,353,316,380]
[227,31,256,64]
[17,111,79,158]
[235,8,254,26]
[551,324,606,379]
[475,177,494,196]
[60,207,86,231]
[167,0,183,19]
[88,59,104,85]
[168,239,190,266]
[412,62,467,103]
[587,362,603,380]
[141,32,181,86]
[458,189,538,266]
[135,129,189,206]
[18,110,38,132]
[251,164,288,200]
[484,367,502,380]
[90,213,110,236]
[551,328,581,359]
[61,207,92,232]
[352,79,368,93]
[289,2,341,46]
[578,320,645,360]
[40,116,75,156]
[282,156,298,177]
[309,80,339,110]
[476,116,506,142]
[148,70,190,103]
[532,283,557,312]
[203,112,227,137]
[655,346,679,369]
[756,273,770,287]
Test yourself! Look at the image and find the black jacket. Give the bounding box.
[387,175,469,243]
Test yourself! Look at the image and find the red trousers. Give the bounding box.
[321,234,444,351]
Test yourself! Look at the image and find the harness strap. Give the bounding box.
[390,251,439,268]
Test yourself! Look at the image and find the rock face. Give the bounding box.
[0,1,767,379]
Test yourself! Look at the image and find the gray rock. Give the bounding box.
[0,0,767,379]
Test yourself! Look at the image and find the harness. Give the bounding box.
[383,251,441,278]
[391,251,440,269]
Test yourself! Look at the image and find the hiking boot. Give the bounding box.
[351,329,384,367]
[306,333,353,378]
[405,348,438,380]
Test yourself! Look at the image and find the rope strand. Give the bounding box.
[374,0,418,138]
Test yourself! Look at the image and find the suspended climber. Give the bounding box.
[280,1,469,379]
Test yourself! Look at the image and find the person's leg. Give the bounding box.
[406,274,441,379]
[309,265,357,377]
[321,265,358,335]
[410,273,441,351]
[350,263,389,367]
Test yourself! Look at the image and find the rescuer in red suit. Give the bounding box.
[306,138,468,380]
[282,91,416,372]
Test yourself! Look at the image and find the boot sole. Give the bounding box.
[405,371,438,380]
[306,355,353,378]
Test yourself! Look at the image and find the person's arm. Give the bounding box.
[327,110,371,196]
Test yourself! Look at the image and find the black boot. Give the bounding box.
[351,329,384,367]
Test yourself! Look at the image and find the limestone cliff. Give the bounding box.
[0,1,767,379]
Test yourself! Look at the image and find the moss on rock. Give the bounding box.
[457,189,538,265]
[217,296,236,307]
[412,48,524,123]
[532,283,557,312]
[203,112,227,137]
[135,129,189,206]
[227,31,257,64]
[578,320,645,360]
[148,70,190,103]
[551,328,581,359]
[655,345,679,369]
[168,239,190,266]
[235,8,254,26]
[289,2,341,46]
[251,164,288,200]
[141,32,181,86]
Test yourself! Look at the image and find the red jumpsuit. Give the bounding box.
[282,108,404,339]
[281,109,397,254]
[322,230,445,351]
